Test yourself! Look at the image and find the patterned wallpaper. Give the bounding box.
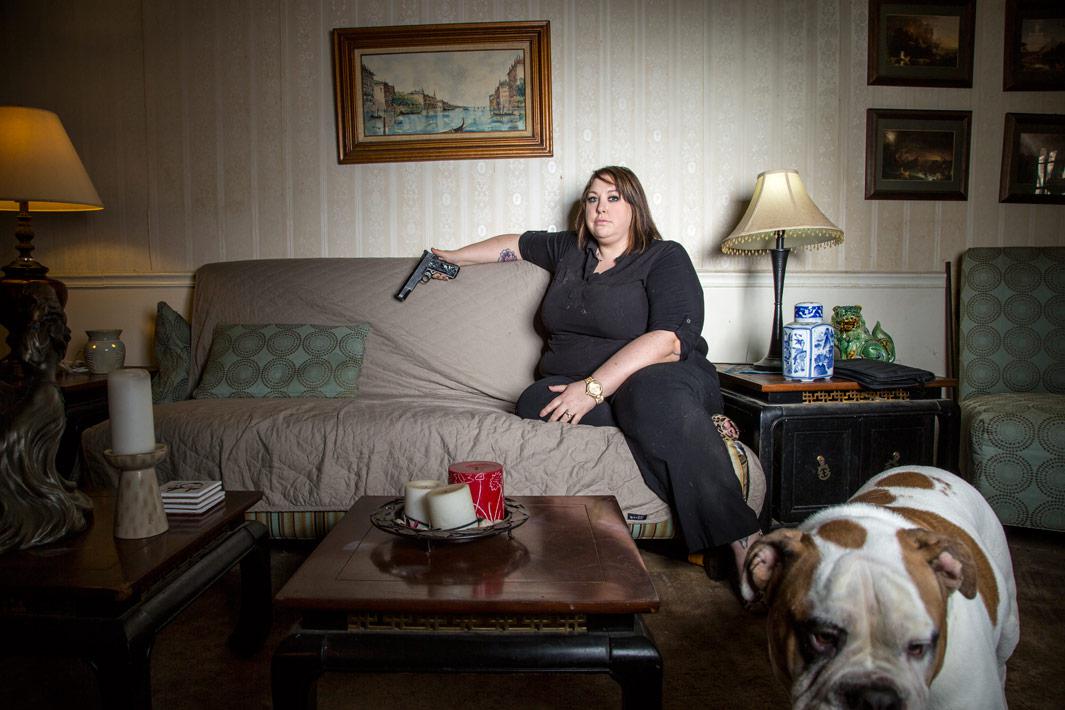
[1,0,1063,278]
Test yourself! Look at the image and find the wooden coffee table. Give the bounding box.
[0,490,270,709]
[272,495,662,709]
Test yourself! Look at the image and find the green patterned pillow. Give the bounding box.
[152,301,193,403]
[191,323,369,399]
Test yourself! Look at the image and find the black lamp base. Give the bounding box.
[1,204,69,384]
[749,356,782,372]
[754,232,790,374]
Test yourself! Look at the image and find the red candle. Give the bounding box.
[447,460,505,522]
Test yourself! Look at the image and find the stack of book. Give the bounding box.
[160,480,225,514]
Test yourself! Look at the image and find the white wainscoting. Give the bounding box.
[700,271,948,374]
[59,273,194,371]
[54,270,948,376]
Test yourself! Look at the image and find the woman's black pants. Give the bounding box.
[516,360,762,553]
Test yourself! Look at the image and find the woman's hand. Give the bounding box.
[540,382,596,425]
[428,247,462,280]
[430,246,461,262]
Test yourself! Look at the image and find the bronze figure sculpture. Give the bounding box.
[0,283,92,553]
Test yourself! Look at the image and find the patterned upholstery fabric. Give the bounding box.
[958,247,1065,530]
[151,301,193,403]
[192,323,369,399]
[962,394,1065,530]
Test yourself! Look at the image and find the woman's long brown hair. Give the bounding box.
[575,165,663,254]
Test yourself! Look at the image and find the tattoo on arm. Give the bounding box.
[498,248,517,262]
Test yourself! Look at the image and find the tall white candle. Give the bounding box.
[403,479,443,528]
[107,368,156,455]
[426,483,478,530]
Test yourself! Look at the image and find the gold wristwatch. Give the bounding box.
[583,376,604,405]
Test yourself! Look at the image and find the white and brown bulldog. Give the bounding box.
[741,466,1019,710]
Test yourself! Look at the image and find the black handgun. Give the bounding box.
[395,250,460,301]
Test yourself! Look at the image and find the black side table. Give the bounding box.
[717,365,959,525]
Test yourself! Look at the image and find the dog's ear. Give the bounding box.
[898,528,978,599]
[741,528,814,605]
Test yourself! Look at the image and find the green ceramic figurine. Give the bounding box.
[831,305,895,362]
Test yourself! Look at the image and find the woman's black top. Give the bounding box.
[518,230,712,380]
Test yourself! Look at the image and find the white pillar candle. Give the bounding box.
[403,479,443,528]
[426,483,478,530]
[107,368,156,455]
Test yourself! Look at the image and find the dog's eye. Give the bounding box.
[810,629,840,653]
[907,641,931,659]
[798,620,846,662]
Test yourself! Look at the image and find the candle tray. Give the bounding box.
[370,497,529,544]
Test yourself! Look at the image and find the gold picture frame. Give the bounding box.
[332,21,552,164]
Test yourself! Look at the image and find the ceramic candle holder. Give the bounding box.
[85,329,126,374]
[104,443,170,539]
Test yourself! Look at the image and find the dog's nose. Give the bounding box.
[843,685,902,710]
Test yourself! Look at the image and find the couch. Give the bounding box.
[82,257,764,540]
[957,247,1065,531]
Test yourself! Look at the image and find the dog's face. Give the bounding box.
[742,518,977,710]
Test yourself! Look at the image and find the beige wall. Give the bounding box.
[1,0,1063,370]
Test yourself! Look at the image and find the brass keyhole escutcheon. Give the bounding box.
[816,455,831,481]
[884,451,901,470]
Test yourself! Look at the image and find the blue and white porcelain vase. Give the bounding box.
[782,303,834,382]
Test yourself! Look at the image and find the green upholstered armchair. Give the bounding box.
[957,247,1065,531]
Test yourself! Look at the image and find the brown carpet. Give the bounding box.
[6,527,1062,709]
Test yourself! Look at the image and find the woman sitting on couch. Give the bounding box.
[431,165,762,586]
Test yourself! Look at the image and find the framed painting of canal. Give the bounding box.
[865,108,972,200]
[1004,0,1065,91]
[1000,113,1065,204]
[332,21,552,164]
[867,0,975,87]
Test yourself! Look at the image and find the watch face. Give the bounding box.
[587,380,603,396]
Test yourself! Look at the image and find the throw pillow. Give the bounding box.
[151,301,193,403]
[191,323,370,399]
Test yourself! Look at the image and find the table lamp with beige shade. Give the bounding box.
[721,169,843,371]
[0,107,102,553]
[0,105,103,381]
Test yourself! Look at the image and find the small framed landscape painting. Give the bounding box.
[865,108,972,201]
[999,113,1065,204]
[868,0,976,87]
[331,21,552,164]
[1004,0,1065,91]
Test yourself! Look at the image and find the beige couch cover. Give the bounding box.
[83,257,684,525]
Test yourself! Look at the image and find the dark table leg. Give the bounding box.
[228,521,272,655]
[272,633,324,710]
[938,398,961,476]
[91,634,153,710]
[610,616,663,710]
